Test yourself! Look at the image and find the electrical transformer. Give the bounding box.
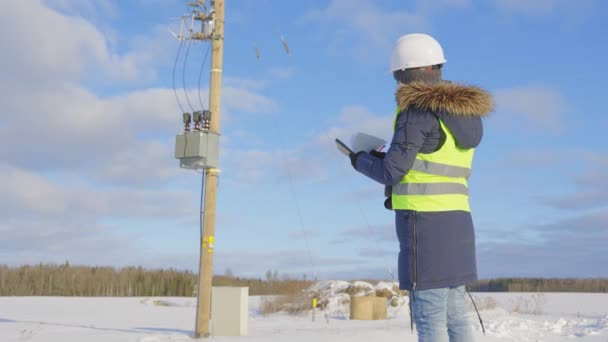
[175,130,219,170]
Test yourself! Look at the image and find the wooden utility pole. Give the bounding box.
[195,0,224,338]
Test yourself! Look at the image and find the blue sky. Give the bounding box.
[1,0,607,280]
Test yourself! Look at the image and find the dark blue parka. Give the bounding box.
[355,81,493,291]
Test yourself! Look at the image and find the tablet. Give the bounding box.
[335,138,353,156]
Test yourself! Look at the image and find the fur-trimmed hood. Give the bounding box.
[395,81,493,117]
[395,81,492,149]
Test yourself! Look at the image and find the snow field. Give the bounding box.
[0,282,607,341]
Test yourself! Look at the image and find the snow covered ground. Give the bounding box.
[1,291,607,341]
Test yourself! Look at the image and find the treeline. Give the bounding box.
[0,263,197,296]
[3,264,607,296]
[214,269,314,296]
[0,264,313,297]
[469,278,608,293]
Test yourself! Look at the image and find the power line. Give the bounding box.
[197,42,212,110]
[172,39,186,114]
[182,38,196,113]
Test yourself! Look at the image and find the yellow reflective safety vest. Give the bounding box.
[392,110,474,212]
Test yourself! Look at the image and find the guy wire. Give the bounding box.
[353,194,396,282]
[269,121,318,282]
[270,119,335,325]
[193,168,206,324]
[323,128,396,283]
[197,170,206,291]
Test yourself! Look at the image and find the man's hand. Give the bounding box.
[349,151,365,169]
[370,150,386,159]
[384,197,393,210]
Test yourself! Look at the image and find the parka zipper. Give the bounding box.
[412,211,418,292]
[409,211,419,333]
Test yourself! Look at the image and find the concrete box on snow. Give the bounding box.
[211,286,248,336]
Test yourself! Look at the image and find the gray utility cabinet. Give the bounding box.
[174,131,220,170]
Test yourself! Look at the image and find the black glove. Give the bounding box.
[384,197,393,210]
[370,150,386,159]
[349,151,365,169]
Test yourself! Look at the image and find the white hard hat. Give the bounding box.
[390,33,446,71]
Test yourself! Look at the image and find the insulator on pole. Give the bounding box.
[183,112,192,132]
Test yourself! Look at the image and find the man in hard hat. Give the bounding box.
[349,33,492,341]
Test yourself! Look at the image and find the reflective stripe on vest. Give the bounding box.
[392,108,474,212]
[411,159,471,179]
[393,182,469,196]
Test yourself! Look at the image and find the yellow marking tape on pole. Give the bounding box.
[312,298,317,308]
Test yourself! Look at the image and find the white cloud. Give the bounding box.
[222,87,278,115]
[416,0,472,12]
[495,0,562,15]
[137,0,181,7]
[223,77,269,91]
[221,147,328,184]
[358,248,396,258]
[0,0,294,266]
[219,105,393,185]
[0,78,276,172]
[545,191,608,211]
[212,249,365,278]
[493,85,571,132]
[0,219,134,266]
[0,1,172,86]
[493,0,598,18]
[267,67,296,80]
[304,0,475,62]
[0,163,196,221]
[0,84,129,170]
[493,148,608,211]
[319,106,394,150]
[115,25,180,83]
[0,3,185,173]
[44,0,118,18]
[304,0,428,61]
[0,162,199,267]
[0,0,289,270]
[0,164,70,217]
[92,140,179,186]
[478,210,608,278]
[0,217,202,270]
[336,223,395,244]
[288,229,320,240]
[543,153,608,210]
[1,1,108,83]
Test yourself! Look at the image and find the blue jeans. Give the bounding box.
[411,286,473,342]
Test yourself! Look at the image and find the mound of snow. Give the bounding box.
[307,280,351,296]
[139,298,194,307]
[348,281,375,296]
[303,280,409,318]
[307,280,406,300]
